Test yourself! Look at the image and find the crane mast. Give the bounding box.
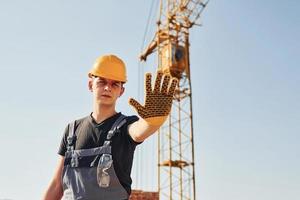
[140,1,208,199]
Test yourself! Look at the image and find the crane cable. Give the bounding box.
[136,0,159,190]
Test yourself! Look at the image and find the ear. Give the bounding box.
[88,78,93,92]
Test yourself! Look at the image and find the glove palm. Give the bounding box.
[129,71,178,126]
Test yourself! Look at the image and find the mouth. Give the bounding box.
[101,94,112,98]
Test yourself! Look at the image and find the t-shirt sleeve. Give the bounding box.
[57,124,69,156]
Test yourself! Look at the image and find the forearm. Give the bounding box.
[43,156,64,200]
[42,180,63,200]
[128,118,161,142]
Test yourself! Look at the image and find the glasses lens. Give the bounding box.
[97,154,113,188]
[99,154,112,169]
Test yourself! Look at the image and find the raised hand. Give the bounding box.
[129,71,178,126]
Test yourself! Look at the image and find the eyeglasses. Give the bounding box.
[97,154,113,187]
[92,76,123,87]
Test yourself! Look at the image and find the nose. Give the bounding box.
[104,84,112,91]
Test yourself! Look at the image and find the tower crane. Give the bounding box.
[139,0,209,199]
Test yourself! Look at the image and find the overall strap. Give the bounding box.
[67,121,76,152]
[103,114,127,147]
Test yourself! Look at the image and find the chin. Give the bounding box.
[95,100,114,107]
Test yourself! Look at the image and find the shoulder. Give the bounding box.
[58,114,93,156]
[121,114,139,126]
[67,115,91,129]
[74,115,90,125]
[62,115,91,137]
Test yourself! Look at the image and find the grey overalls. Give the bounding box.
[61,115,129,200]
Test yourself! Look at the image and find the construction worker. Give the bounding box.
[42,54,177,200]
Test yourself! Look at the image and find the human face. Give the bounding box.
[89,76,124,106]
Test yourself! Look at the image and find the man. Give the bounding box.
[43,54,177,200]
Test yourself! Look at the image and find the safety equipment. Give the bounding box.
[88,54,127,82]
[129,71,178,126]
[97,154,113,187]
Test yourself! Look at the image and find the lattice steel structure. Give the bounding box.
[140,0,208,199]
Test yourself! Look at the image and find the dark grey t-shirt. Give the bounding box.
[58,112,140,195]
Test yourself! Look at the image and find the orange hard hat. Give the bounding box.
[88,54,127,82]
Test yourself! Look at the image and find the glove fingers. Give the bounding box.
[161,74,171,95]
[153,71,163,94]
[145,73,152,95]
[168,77,178,96]
[129,98,146,118]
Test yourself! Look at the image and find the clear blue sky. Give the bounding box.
[0,1,299,200]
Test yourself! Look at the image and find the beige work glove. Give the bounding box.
[129,71,178,126]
